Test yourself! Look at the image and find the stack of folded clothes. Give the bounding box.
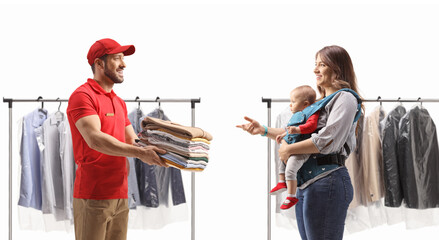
[138,117,212,171]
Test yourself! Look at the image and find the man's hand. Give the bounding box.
[137,146,168,167]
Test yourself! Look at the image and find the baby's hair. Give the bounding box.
[293,85,316,105]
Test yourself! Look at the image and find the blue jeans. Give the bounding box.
[295,167,353,240]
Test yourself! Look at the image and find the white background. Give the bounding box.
[1,1,439,239]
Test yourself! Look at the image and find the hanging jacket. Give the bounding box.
[398,106,439,209]
[127,108,143,209]
[37,112,68,221]
[382,105,406,207]
[135,108,186,207]
[360,106,386,203]
[296,89,362,187]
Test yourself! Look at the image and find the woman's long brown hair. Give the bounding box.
[316,45,365,134]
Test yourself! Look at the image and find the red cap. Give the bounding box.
[87,38,135,65]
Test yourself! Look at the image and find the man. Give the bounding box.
[67,38,167,240]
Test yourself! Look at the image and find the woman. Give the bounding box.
[237,45,363,240]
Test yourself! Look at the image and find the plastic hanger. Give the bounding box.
[156,96,161,110]
[418,97,423,108]
[156,96,163,119]
[55,98,64,121]
[37,96,46,115]
[37,96,44,109]
[135,96,141,110]
[57,98,62,112]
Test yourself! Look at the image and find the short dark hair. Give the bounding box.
[91,54,108,74]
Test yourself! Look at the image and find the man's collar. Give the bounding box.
[87,78,116,97]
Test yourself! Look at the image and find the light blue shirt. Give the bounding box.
[18,108,48,210]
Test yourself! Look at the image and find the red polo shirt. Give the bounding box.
[67,78,131,199]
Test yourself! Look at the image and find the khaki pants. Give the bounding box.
[73,198,129,240]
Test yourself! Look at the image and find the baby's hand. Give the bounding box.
[276,132,287,144]
[287,126,300,134]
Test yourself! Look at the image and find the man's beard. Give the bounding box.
[104,65,124,84]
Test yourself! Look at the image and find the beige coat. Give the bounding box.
[360,106,386,203]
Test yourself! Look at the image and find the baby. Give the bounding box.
[271,85,320,210]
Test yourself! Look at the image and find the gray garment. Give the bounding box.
[382,105,406,207]
[146,108,186,206]
[127,108,143,209]
[128,108,144,134]
[299,91,359,189]
[398,106,439,209]
[133,108,186,208]
[59,119,75,222]
[37,112,66,221]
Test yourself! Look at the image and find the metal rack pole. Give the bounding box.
[190,99,200,240]
[4,99,13,240]
[262,98,272,240]
[3,97,201,240]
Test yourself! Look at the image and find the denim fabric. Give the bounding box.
[296,167,353,240]
[135,158,159,207]
[170,168,186,205]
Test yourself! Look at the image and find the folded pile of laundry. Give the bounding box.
[138,117,212,171]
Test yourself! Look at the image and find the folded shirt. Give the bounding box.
[160,152,206,171]
[163,159,204,172]
[145,137,209,154]
[140,130,210,150]
[138,138,209,159]
[142,117,213,141]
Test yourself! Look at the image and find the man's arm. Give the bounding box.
[75,115,167,166]
[125,124,138,145]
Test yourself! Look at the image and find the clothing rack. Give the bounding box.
[3,96,201,240]
[260,96,439,240]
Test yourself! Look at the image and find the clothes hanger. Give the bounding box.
[55,98,64,120]
[37,96,46,114]
[57,98,62,112]
[37,96,43,109]
[156,96,163,119]
[156,96,161,110]
[135,96,141,110]
[377,96,382,107]
[417,97,423,108]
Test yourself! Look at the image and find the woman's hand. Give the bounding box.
[279,139,291,163]
[236,116,265,135]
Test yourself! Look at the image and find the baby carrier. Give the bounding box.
[282,88,362,186]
